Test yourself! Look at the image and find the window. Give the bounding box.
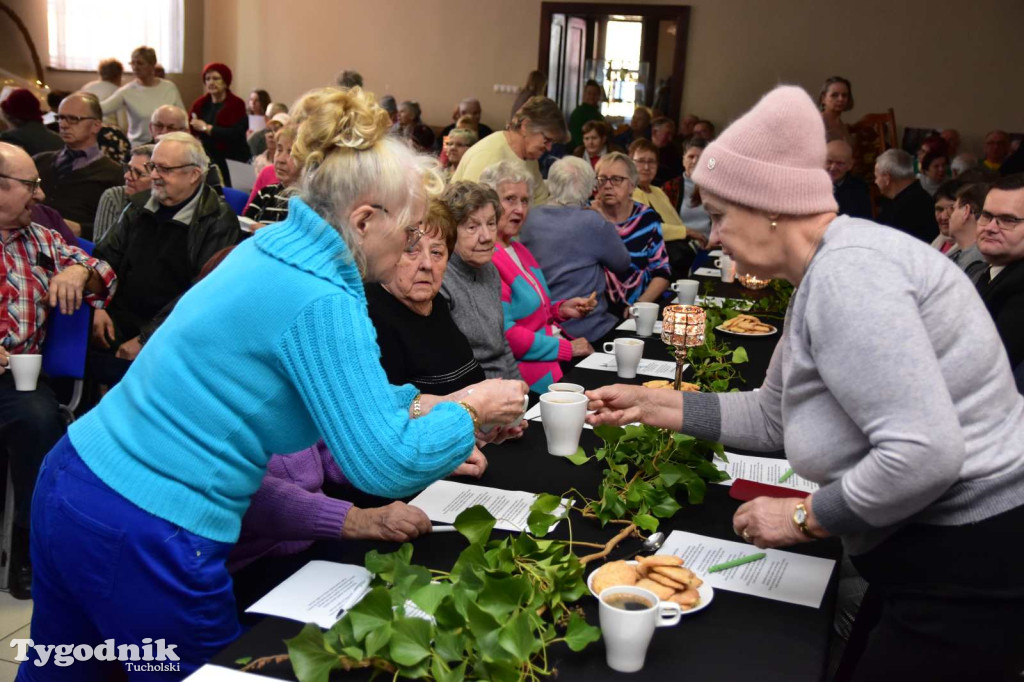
[47,0,184,73]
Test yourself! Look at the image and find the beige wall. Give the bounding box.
[4,0,1021,155]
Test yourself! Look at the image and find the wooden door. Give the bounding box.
[562,16,587,116]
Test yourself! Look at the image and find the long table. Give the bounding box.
[215,279,841,681]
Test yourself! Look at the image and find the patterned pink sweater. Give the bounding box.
[493,242,572,392]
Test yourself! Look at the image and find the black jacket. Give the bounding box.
[976,260,1024,370]
[834,173,873,220]
[877,180,938,243]
[94,183,241,342]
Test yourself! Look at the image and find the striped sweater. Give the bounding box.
[493,242,572,392]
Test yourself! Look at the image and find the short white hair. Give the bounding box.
[875,149,914,180]
[478,160,535,196]
[951,152,978,177]
[150,104,188,128]
[154,131,210,175]
[546,156,596,207]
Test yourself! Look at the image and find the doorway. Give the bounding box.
[538,3,691,124]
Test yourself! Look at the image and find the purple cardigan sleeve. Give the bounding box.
[241,443,353,542]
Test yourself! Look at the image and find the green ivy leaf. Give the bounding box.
[285,624,342,682]
[681,471,708,504]
[732,346,749,363]
[594,423,625,444]
[363,622,391,658]
[498,610,540,660]
[566,447,590,465]
[347,586,394,641]
[433,594,465,630]
[633,513,659,532]
[432,656,467,682]
[475,660,521,682]
[650,493,682,518]
[478,575,531,619]
[527,509,557,536]
[433,629,467,664]
[564,612,602,652]
[409,582,451,615]
[657,462,686,488]
[531,492,563,514]
[388,616,433,667]
[364,543,413,582]
[233,657,252,666]
[454,505,497,545]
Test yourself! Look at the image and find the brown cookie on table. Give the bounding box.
[669,588,701,609]
[593,561,638,595]
[636,578,676,601]
[636,554,685,568]
[646,571,687,591]
[651,565,700,587]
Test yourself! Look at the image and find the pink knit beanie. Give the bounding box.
[691,85,838,215]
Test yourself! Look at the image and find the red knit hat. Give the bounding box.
[0,88,44,124]
[692,85,838,216]
[202,62,233,88]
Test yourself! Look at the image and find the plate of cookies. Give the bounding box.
[587,555,713,615]
[715,314,777,337]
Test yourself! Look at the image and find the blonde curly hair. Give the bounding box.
[290,86,445,275]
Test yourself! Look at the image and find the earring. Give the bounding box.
[770,220,778,231]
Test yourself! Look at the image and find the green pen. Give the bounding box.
[778,467,795,483]
[708,552,766,573]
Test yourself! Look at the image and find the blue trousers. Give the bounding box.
[18,436,242,681]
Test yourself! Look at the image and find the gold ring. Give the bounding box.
[742,530,752,541]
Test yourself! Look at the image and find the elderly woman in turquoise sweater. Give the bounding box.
[21,87,527,679]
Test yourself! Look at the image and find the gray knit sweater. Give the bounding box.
[683,216,1024,555]
[441,253,522,382]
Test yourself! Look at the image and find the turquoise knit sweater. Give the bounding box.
[69,197,475,543]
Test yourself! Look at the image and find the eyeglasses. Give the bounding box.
[55,114,99,125]
[144,162,197,175]
[150,122,185,132]
[122,163,147,180]
[0,173,42,192]
[370,204,426,251]
[978,211,1024,230]
[596,175,629,187]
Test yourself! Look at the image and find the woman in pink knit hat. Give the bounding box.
[587,85,1024,681]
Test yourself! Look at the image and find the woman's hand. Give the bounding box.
[585,384,650,426]
[189,114,211,134]
[560,293,597,319]
[570,337,594,358]
[732,497,824,549]
[686,229,709,248]
[476,420,528,447]
[464,379,529,428]
[450,447,488,478]
[0,347,9,376]
[341,502,432,542]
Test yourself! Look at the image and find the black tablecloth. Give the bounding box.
[215,279,840,681]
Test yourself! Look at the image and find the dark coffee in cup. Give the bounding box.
[605,594,654,611]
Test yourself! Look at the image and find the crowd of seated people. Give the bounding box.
[3,56,1024,682]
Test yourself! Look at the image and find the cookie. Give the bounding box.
[636,554,685,568]
[636,578,676,601]
[669,588,700,609]
[646,571,687,591]
[651,565,699,587]
[592,561,637,595]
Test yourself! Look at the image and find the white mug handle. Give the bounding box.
[714,258,722,269]
[670,282,680,292]
[656,601,682,627]
[602,341,615,354]
[628,305,639,318]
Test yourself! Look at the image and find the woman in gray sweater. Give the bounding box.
[587,86,1024,681]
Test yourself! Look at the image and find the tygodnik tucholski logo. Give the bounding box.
[10,638,181,672]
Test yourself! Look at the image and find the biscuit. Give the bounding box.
[669,588,700,608]
[636,554,685,568]
[592,561,637,595]
[646,571,687,591]
[636,578,675,601]
[651,565,699,587]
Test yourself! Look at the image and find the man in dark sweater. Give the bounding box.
[874,148,938,242]
[827,139,873,219]
[652,117,684,186]
[975,173,1024,375]
[33,92,123,240]
[90,132,240,381]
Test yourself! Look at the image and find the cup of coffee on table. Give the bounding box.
[602,338,644,379]
[627,302,659,337]
[539,391,588,456]
[670,279,699,305]
[548,382,584,393]
[9,354,42,392]
[714,255,736,283]
[599,585,682,672]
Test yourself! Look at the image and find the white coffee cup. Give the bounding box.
[539,391,588,456]
[714,255,736,283]
[548,382,584,393]
[670,279,699,305]
[599,585,682,673]
[628,302,659,337]
[602,338,644,379]
[8,354,42,392]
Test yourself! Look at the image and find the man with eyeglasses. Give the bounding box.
[0,141,117,599]
[975,172,1024,374]
[32,92,123,241]
[150,104,226,192]
[91,144,155,244]
[89,132,240,380]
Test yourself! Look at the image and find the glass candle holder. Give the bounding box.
[661,305,706,390]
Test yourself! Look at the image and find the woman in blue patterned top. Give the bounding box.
[22,87,528,677]
[594,152,672,316]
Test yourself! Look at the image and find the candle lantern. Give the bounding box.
[661,304,706,390]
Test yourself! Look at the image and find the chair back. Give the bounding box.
[41,238,94,380]
[222,187,248,216]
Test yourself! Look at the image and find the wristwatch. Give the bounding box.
[793,502,815,538]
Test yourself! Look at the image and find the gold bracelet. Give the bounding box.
[411,393,423,419]
[456,400,481,431]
